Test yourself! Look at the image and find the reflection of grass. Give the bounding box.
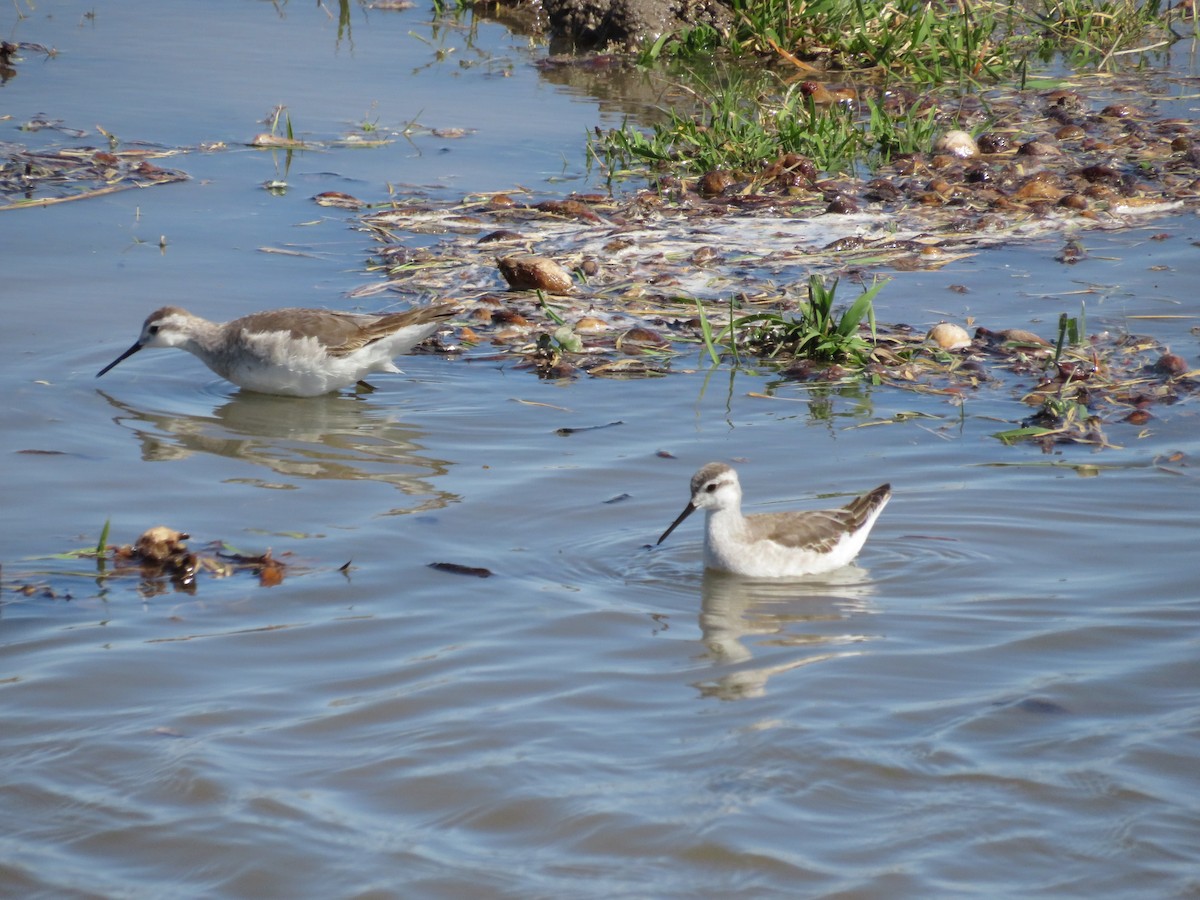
[592,0,1176,184]
[590,69,950,181]
[653,0,1174,76]
[431,0,474,15]
[1038,0,1180,68]
[726,0,1007,81]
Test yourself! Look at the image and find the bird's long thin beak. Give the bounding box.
[657,502,696,545]
[96,341,144,378]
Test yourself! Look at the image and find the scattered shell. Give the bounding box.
[998,328,1051,346]
[491,308,529,326]
[574,316,608,334]
[965,165,993,184]
[1044,89,1083,108]
[764,152,818,187]
[699,170,735,196]
[1154,352,1188,376]
[1083,183,1119,201]
[864,178,900,201]
[536,199,603,223]
[976,133,1014,154]
[927,322,972,350]
[934,130,979,158]
[478,229,523,244]
[497,254,573,293]
[1018,140,1061,157]
[1079,164,1120,183]
[1014,175,1066,201]
[616,326,670,352]
[825,194,859,214]
[1125,409,1153,425]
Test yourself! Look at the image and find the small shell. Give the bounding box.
[927,322,972,350]
[1014,175,1066,201]
[934,130,979,159]
[976,133,1013,154]
[616,326,670,352]
[698,170,735,196]
[1017,140,1061,157]
[825,194,859,214]
[997,328,1050,346]
[573,316,608,334]
[497,254,573,293]
[1101,104,1137,119]
[1154,353,1188,376]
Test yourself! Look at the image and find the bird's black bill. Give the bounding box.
[96,341,144,378]
[657,503,696,546]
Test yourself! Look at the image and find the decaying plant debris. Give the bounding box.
[0,143,190,210]
[0,525,290,605]
[342,79,1200,454]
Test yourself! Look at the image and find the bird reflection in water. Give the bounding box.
[692,567,879,701]
[96,389,456,514]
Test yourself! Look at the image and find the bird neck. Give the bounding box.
[706,502,747,538]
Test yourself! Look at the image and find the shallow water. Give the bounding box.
[2,3,1199,898]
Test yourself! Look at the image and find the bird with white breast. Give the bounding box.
[657,462,890,578]
[96,304,458,397]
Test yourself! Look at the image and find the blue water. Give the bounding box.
[1,3,1198,897]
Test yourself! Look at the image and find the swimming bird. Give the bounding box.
[657,462,890,578]
[96,304,458,396]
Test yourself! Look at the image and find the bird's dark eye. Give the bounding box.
[148,325,160,335]
[705,483,718,493]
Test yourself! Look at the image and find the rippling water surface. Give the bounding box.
[2,3,1198,897]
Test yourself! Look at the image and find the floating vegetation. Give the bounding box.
[346,171,1196,453]
[0,39,57,82]
[1,525,292,604]
[730,275,885,366]
[0,143,189,210]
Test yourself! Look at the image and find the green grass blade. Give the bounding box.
[836,278,888,338]
[694,298,721,366]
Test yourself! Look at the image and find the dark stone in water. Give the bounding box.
[1013,697,1069,715]
[428,561,493,578]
